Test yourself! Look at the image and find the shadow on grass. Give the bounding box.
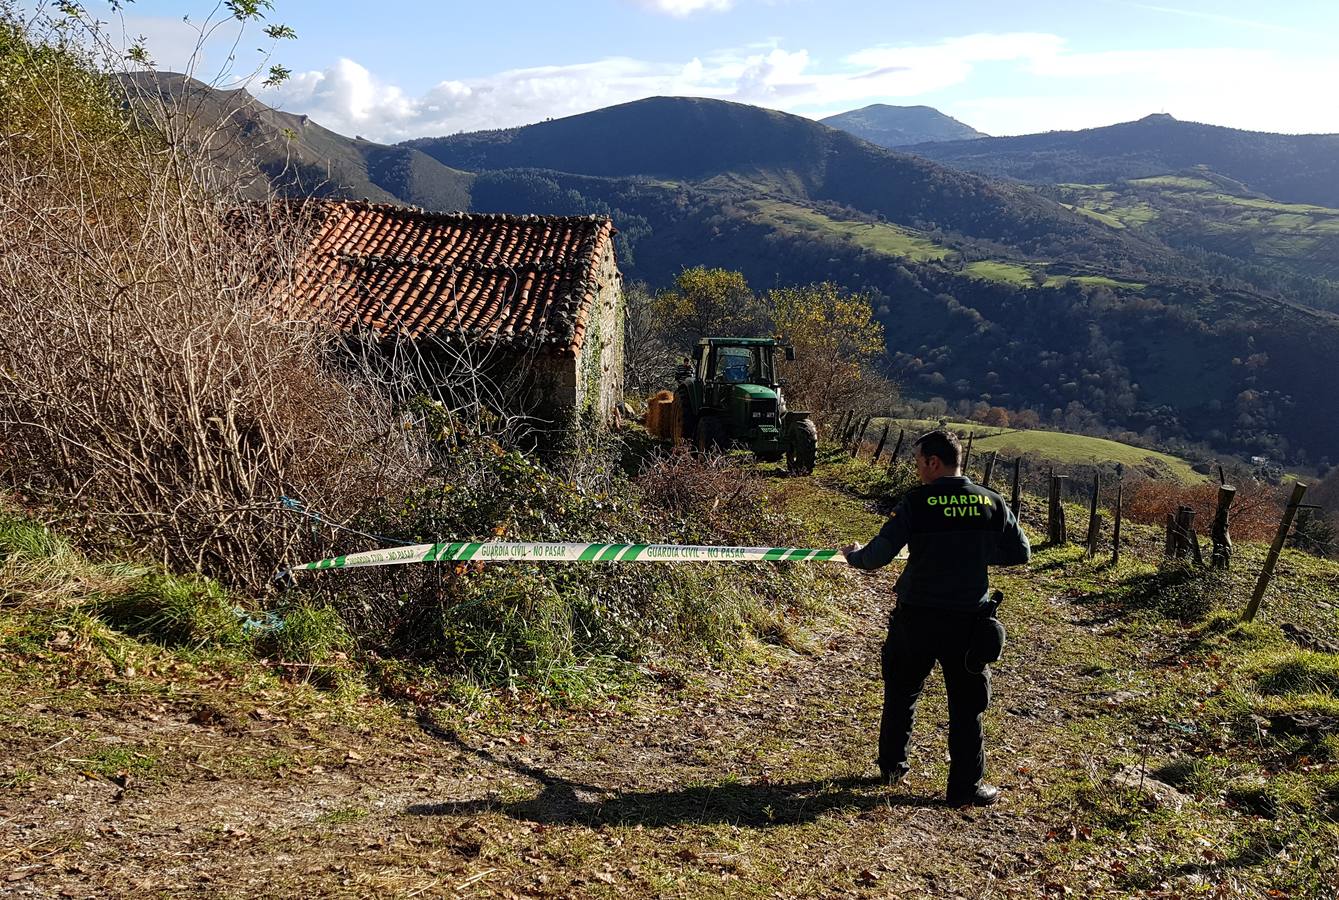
[410,711,937,828]
[1071,564,1224,624]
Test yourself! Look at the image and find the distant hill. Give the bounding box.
[120,72,474,209]
[402,96,1166,268]
[907,114,1339,209]
[819,104,987,148]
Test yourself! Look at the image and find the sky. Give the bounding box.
[75,0,1339,143]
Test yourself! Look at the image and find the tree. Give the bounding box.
[653,266,764,351]
[983,406,1011,428]
[1289,509,1336,558]
[767,282,895,420]
[1013,408,1041,429]
[622,281,677,399]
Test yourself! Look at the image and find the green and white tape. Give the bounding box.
[293,541,845,573]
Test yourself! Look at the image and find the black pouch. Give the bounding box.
[964,616,1006,674]
[964,589,1006,674]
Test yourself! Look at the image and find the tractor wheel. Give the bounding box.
[787,417,818,475]
[696,415,725,454]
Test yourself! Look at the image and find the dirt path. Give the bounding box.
[3,547,1132,899]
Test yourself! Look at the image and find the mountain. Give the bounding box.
[120,72,474,209]
[402,96,1169,269]
[906,114,1339,209]
[128,81,1339,464]
[819,104,987,148]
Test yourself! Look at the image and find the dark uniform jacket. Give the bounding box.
[847,475,1031,612]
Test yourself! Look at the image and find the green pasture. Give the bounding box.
[1043,273,1147,291]
[747,199,953,262]
[961,260,1034,285]
[877,418,1205,483]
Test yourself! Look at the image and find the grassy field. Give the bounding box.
[1063,203,1127,229]
[877,418,1206,483]
[747,199,954,262]
[743,195,1153,293]
[962,260,1035,285]
[1128,175,1220,191]
[1043,273,1147,291]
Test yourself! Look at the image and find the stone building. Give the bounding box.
[283,201,624,423]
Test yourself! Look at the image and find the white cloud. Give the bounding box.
[626,0,734,15]
[1120,2,1305,35]
[261,32,1063,141]
[256,32,1339,143]
[956,45,1339,136]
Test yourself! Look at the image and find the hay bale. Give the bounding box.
[645,390,674,438]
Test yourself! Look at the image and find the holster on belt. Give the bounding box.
[965,589,1007,674]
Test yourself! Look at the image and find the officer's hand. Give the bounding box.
[839,543,859,561]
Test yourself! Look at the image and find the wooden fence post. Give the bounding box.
[1010,457,1022,519]
[963,432,975,470]
[981,451,998,490]
[1242,482,1309,622]
[851,417,871,458]
[872,423,891,462]
[1176,506,1196,561]
[1086,472,1102,558]
[1211,485,1237,569]
[888,428,906,467]
[836,410,851,444]
[1047,473,1069,544]
[1112,474,1123,566]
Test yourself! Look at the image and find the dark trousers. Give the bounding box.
[878,606,991,797]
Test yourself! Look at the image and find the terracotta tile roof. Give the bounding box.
[283,201,616,356]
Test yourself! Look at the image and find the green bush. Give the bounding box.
[1101,563,1230,622]
[269,604,351,664]
[94,574,244,649]
[828,458,918,502]
[308,434,833,697]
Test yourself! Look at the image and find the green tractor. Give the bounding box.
[673,337,818,474]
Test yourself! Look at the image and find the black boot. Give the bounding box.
[879,762,910,786]
[947,784,999,807]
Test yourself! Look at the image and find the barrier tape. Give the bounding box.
[293,541,846,573]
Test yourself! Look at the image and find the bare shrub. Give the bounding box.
[0,9,429,588]
[1123,478,1285,543]
[636,448,803,548]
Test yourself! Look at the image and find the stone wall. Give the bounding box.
[577,241,625,423]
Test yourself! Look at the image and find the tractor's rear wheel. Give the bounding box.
[787,418,818,474]
[696,415,725,454]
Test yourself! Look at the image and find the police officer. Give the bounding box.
[840,430,1030,806]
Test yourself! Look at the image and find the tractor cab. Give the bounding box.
[690,337,793,387]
